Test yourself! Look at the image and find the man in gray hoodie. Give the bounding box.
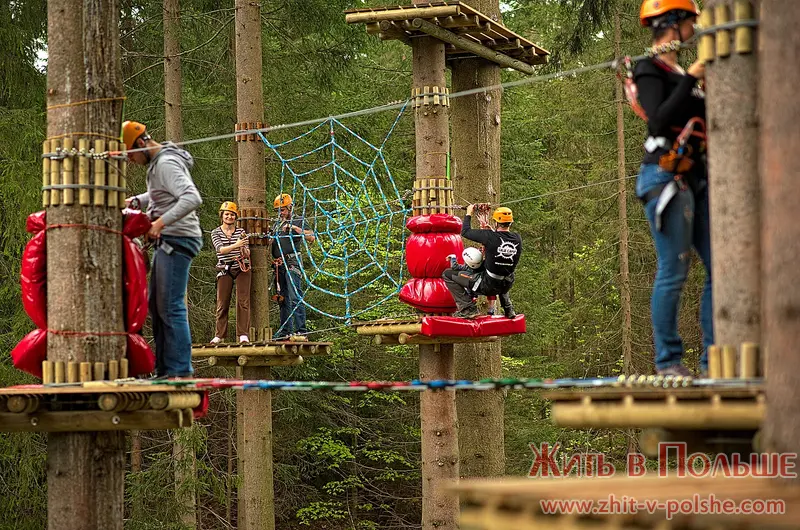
[123,120,203,378]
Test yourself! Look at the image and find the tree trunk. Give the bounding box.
[46,1,126,529]
[450,0,504,480]
[614,7,636,456]
[164,0,183,143]
[163,2,197,526]
[760,0,800,461]
[413,35,459,530]
[234,0,274,527]
[706,0,761,352]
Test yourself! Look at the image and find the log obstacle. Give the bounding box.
[191,340,331,368]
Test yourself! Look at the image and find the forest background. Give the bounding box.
[0,0,708,528]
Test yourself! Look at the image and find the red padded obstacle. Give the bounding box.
[12,210,155,379]
[406,213,462,234]
[405,233,463,278]
[419,314,527,338]
[399,278,457,313]
[401,213,464,313]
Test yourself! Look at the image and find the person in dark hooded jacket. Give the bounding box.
[124,120,203,378]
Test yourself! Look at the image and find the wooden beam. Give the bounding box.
[356,323,423,335]
[410,18,535,74]
[398,333,499,345]
[237,355,303,367]
[346,5,460,25]
[192,344,297,357]
[551,398,764,429]
[0,409,192,433]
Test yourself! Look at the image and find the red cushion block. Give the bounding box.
[399,278,457,313]
[20,232,47,329]
[406,214,462,234]
[420,314,526,337]
[406,233,464,278]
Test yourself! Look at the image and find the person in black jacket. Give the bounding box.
[450,204,522,319]
[636,0,711,377]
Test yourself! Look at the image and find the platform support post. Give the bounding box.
[413,35,459,530]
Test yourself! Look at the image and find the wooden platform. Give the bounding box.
[191,340,332,368]
[450,474,800,529]
[345,2,549,71]
[0,383,206,433]
[545,384,765,430]
[354,317,501,345]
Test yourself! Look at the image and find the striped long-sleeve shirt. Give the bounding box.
[211,226,250,273]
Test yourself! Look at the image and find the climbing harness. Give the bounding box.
[639,117,706,231]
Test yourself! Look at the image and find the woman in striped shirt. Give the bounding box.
[210,201,251,343]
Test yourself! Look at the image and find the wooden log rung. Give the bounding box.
[0,409,193,433]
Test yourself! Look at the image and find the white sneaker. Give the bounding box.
[210,337,222,344]
[239,335,250,343]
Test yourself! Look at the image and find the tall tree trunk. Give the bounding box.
[46,1,125,529]
[164,0,183,143]
[234,0,274,528]
[451,0,505,480]
[706,0,761,352]
[163,2,197,526]
[413,36,459,530]
[614,7,636,455]
[760,0,800,459]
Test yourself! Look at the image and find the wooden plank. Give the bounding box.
[42,140,50,206]
[62,138,74,205]
[50,139,61,206]
[543,385,764,402]
[0,409,192,433]
[346,5,460,24]
[410,18,536,74]
[451,475,800,527]
[551,399,764,429]
[0,384,203,396]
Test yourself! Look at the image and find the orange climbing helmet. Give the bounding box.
[492,207,513,224]
[219,201,239,218]
[273,193,293,209]
[640,0,699,27]
[122,120,150,150]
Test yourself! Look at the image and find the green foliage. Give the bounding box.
[0,0,716,527]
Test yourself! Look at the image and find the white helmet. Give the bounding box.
[462,247,483,269]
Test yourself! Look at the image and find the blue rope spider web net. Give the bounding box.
[258,102,411,332]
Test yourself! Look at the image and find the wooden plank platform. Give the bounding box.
[345,1,549,67]
[450,474,800,529]
[545,385,765,430]
[353,318,502,345]
[191,340,332,368]
[0,383,206,432]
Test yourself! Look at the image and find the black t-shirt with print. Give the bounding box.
[461,215,522,277]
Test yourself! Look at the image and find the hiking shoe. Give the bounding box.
[454,306,480,319]
[209,337,222,344]
[503,307,517,319]
[656,364,692,377]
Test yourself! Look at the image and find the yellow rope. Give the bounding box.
[46,96,126,111]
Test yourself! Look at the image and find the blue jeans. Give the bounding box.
[637,164,713,371]
[275,265,307,338]
[149,235,202,377]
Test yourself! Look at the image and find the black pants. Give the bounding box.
[442,269,477,310]
[483,275,514,313]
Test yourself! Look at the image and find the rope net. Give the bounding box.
[258,103,411,328]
